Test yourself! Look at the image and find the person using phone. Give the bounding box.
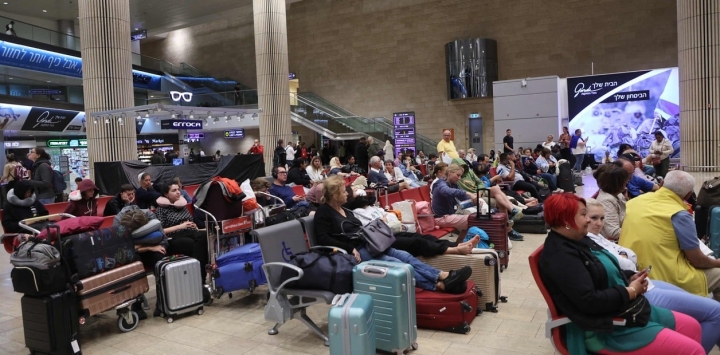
[586,198,720,353]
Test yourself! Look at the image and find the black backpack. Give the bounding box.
[558,163,575,193]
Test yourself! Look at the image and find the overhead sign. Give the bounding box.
[224,129,245,138]
[567,67,679,161]
[29,89,62,95]
[288,72,297,80]
[46,139,87,148]
[131,30,147,41]
[21,107,79,132]
[393,112,416,158]
[4,141,19,147]
[0,40,162,90]
[170,91,193,102]
[160,119,203,129]
[183,133,205,140]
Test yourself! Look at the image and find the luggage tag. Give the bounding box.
[71,339,81,354]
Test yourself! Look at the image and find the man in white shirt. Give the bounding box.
[415,150,426,166]
[285,142,296,167]
[647,131,674,178]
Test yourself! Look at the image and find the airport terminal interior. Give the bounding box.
[0,0,718,354]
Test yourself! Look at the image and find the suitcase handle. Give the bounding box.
[476,188,492,220]
[110,284,132,295]
[332,293,349,306]
[360,265,388,278]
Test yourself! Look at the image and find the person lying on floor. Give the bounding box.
[315,175,472,294]
[346,192,479,257]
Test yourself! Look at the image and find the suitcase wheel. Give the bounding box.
[228,292,233,299]
[117,311,140,333]
[167,317,174,323]
[197,307,204,316]
[412,342,419,350]
[500,296,508,303]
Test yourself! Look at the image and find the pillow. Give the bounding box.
[240,179,261,211]
[131,219,163,239]
[133,231,164,245]
[37,216,105,240]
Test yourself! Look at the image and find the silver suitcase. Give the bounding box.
[154,256,204,323]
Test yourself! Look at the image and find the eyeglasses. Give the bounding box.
[170,91,193,102]
[277,171,288,174]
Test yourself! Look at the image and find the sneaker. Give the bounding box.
[554,188,564,193]
[443,266,472,292]
[508,230,524,241]
[509,208,524,221]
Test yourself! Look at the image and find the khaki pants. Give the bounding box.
[703,268,720,301]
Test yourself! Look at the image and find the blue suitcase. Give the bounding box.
[353,261,418,354]
[329,293,376,355]
[708,206,720,258]
[214,243,266,294]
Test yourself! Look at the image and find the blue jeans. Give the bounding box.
[645,280,720,352]
[573,154,585,171]
[643,165,656,176]
[38,197,56,205]
[538,173,557,191]
[358,247,440,291]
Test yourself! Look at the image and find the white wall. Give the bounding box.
[493,76,562,153]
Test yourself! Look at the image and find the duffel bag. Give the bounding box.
[10,237,69,296]
[266,211,296,226]
[280,249,356,294]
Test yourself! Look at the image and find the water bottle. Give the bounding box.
[584,166,592,176]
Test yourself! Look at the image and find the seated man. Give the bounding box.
[619,170,720,300]
[496,152,543,200]
[618,154,660,198]
[104,183,136,216]
[268,166,308,210]
[431,164,480,238]
[368,156,410,192]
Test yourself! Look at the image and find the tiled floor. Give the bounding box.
[0,173,718,355]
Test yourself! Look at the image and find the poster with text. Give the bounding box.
[567,68,679,161]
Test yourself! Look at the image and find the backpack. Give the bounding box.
[10,237,69,296]
[44,163,67,194]
[12,163,28,181]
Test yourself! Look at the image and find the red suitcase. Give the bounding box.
[415,281,479,334]
[468,189,510,271]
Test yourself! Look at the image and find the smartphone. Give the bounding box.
[642,265,652,274]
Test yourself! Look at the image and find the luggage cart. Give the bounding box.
[252,191,288,228]
[19,214,149,333]
[194,181,260,303]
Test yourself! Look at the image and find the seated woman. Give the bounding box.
[305,157,326,184]
[450,158,522,221]
[154,182,209,288]
[429,162,448,195]
[288,158,314,189]
[431,164,483,238]
[344,155,365,175]
[328,157,359,177]
[521,148,558,192]
[535,147,560,179]
[348,192,478,256]
[64,179,100,217]
[398,154,423,183]
[2,180,48,233]
[314,176,472,294]
[593,162,631,241]
[384,159,420,188]
[586,198,720,353]
[251,177,274,207]
[539,193,704,355]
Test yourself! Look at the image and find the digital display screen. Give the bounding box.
[172,158,183,166]
[392,112,416,158]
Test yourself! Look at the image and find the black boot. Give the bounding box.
[132,301,147,320]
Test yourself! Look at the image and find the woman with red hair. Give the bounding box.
[538,193,703,354]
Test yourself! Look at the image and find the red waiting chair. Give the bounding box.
[399,188,422,202]
[418,184,431,202]
[528,245,626,355]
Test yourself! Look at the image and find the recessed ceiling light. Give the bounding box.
[135,27,138,30]
[42,9,47,12]
[8,77,12,80]
[3,3,8,5]
[46,80,51,83]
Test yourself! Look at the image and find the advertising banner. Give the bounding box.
[567,68,679,160]
[20,107,79,131]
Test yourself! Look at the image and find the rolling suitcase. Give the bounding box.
[61,226,140,279]
[419,249,507,312]
[469,189,510,271]
[328,293,376,355]
[21,288,81,355]
[708,205,720,258]
[353,261,418,355]
[558,163,575,193]
[214,243,266,295]
[415,281,479,334]
[76,261,149,321]
[155,256,204,323]
[513,212,548,234]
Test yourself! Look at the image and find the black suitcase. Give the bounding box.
[61,226,140,279]
[22,288,81,355]
[513,212,548,234]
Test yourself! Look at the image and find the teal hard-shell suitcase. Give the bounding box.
[328,293,376,355]
[353,261,418,354]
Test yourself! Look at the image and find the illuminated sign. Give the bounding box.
[29,89,62,95]
[161,119,203,129]
[393,112,416,157]
[21,107,79,132]
[131,30,147,41]
[170,91,193,102]
[46,139,87,148]
[224,129,245,138]
[4,141,19,147]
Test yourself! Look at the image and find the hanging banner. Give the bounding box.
[567,68,679,161]
[20,107,80,132]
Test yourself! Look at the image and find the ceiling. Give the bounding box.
[0,0,300,38]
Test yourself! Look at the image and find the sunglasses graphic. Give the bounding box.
[170,91,193,102]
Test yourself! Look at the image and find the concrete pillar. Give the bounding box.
[57,19,76,50]
[253,0,292,173]
[677,0,720,172]
[78,0,137,179]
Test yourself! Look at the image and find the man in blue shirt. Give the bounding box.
[268,165,307,210]
[367,156,409,192]
[618,154,660,198]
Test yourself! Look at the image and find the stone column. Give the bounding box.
[57,20,76,50]
[677,0,720,172]
[78,0,137,179]
[253,0,292,173]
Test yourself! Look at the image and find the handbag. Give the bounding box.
[391,200,418,225]
[342,218,396,257]
[697,177,720,207]
[617,295,651,327]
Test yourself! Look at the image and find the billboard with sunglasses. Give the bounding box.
[567,68,679,161]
